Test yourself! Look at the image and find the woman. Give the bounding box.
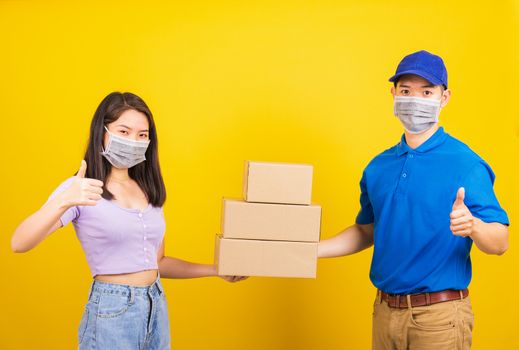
[11,92,245,349]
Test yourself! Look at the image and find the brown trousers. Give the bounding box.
[372,292,474,350]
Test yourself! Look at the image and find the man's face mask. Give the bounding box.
[393,96,442,134]
[101,126,150,169]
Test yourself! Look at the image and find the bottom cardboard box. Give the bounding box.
[215,235,317,278]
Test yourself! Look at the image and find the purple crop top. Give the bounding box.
[45,176,166,277]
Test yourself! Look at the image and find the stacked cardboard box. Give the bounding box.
[215,161,321,278]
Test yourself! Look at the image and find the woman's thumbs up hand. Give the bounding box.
[61,160,104,207]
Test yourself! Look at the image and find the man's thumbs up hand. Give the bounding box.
[450,187,474,237]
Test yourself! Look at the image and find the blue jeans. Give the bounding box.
[78,273,170,350]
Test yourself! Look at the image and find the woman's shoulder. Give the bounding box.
[45,175,77,204]
[57,175,77,187]
[53,175,78,192]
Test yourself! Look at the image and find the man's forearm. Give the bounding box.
[470,219,509,255]
[318,224,374,258]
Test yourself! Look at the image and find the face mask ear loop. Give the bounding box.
[102,125,113,154]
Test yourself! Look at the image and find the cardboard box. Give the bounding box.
[215,235,317,278]
[221,199,321,242]
[243,161,313,205]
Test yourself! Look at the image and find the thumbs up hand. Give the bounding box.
[61,160,104,207]
[76,159,87,179]
[450,187,474,237]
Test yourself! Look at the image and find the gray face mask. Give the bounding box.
[101,126,150,169]
[394,96,441,134]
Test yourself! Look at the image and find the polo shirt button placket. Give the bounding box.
[396,153,412,196]
[402,152,416,179]
[401,153,415,179]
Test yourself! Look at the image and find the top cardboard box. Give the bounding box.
[243,161,313,205]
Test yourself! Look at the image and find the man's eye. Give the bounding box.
[401,90,409,95]
[424,91,432,96]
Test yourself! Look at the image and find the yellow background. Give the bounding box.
[1,1,518,349]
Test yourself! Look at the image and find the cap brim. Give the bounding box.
[388,69,444,87]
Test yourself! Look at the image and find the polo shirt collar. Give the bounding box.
[396,126,448,156]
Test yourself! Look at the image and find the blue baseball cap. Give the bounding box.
[389,50,448,88]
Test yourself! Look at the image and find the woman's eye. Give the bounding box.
[424,91,432,96]
[119,130,128,135]
[140,134,148,139]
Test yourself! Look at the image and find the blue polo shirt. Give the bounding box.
[356,127,509,294]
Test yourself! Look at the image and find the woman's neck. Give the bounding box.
[109,167,131,182]
[404,124,439,149]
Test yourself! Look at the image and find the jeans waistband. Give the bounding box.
[88,272,164,301]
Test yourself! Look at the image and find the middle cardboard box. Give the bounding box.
[221,198,321,242]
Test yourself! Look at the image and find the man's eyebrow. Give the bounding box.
[398,84,436,88]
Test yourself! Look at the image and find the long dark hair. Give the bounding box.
[82,92,166,207]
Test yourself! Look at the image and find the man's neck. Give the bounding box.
[404,124,440,150]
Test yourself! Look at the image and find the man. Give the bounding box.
[318,50,510,349]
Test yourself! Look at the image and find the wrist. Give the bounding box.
[54,192,74,210]
[208,264,218,277]
[317,242,325,259]
[470,217,483,239]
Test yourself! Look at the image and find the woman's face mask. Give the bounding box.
[101,126,150,169]
[394,96,442,134]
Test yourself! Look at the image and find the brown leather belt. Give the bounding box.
[380,289,469,308]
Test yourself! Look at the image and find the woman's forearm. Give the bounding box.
[11,193,70,253]
[158,256,217,279]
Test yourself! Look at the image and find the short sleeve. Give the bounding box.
[355,170,375,225]
[462,161,509,225]
[43,176,80,227]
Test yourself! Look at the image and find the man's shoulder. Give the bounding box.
[438,131,498,183]
[443,132,486,166]
[363,144,399,172]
